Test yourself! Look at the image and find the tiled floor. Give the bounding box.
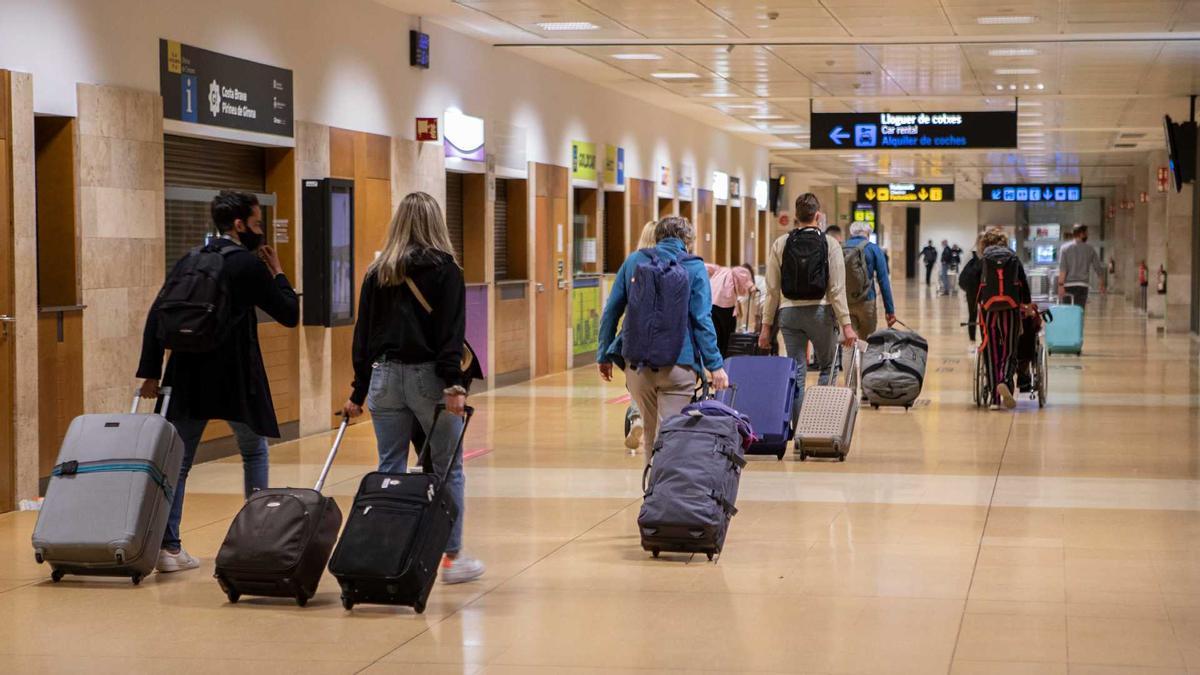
[2,280,1199,674]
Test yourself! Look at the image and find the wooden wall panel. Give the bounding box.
[603,190,625,273]
[730,206,744,265]
[0,69,15,508]
[34,118,79,307]
[695,189,714,262]
[36,313,83,477]
[533,163,569,376]
[506,179,529,279]
[715,204,729,266]
[493,289,531,374]
[263,146,300,431]
[463,173,487,283]
[627,178,655,255]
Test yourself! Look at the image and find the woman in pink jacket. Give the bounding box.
[706,263,756,357]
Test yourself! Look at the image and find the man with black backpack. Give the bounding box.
[920,241,938,285]
[597,216,727,463]
[137,190,299,572]
[759,193,858,410]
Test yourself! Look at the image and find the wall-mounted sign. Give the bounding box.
[982,183,1081,202]
[852,202,877,228]
[677,166,694,200]
[729,177,742,201]
[712,171,730,201]
[754,180,768,210]
[571,141,597,181]
[444,108,485,161]
[160,39,293,137]
[1157,167,1169,192]
[856,183,955,202]
[604,145,625,186]
[410,30,430,69]
[811,111,1016,150]
[416,117,439,142]
[658,164,672,194]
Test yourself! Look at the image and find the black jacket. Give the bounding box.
[137,238,300,437]
[959,253,981,294]
[350,248,465,406]
[920,246,938,264]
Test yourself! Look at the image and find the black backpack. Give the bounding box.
[780,227,829,301]
[155,244,239,352]
[978,249,1024,311]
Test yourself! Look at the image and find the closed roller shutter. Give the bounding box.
[494,178,508,281]
[164,135,266,267]
[445,172,465,264]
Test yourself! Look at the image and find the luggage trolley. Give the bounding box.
[970,310,1050,409]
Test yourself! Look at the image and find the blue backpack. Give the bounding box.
[622,248,695,369]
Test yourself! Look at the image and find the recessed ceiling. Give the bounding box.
[376,0,1200,187]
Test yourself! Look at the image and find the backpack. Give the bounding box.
[622,248,696,369]
[843,240,872,304]
[155,244,239,352]
[978,248,1024,311]
[780,228,828,301]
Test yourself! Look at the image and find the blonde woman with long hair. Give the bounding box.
[341,191,484,584]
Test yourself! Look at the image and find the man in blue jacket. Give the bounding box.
[597,216,728,462]
[844,221,898,337]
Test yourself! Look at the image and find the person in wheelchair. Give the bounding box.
[974,228,1035,410]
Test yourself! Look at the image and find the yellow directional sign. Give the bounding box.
[856,183,955,202]
[877,187,890,201]
[865,187,876,200]
[917,188,929,200]
[930,187,943,201]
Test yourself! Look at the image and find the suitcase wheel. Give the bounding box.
[798,451,808,462]
[34,551,43,565]
[341,594,354,611]
[705,552,715,562]
[837,454,846,463]
[651,548,660,559]
[414,600,426,614]
[871,404,879,410]
[131,573,143,586]
[295,595,308,608]
[226,590,240,604]
[50,569,64,583]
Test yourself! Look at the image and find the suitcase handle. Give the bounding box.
[130,386,172,417]
[314,414,350,493]
[417,404,475,483]
[836,342,864,391]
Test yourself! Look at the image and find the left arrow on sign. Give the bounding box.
[829,126,851,145]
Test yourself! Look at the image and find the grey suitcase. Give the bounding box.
[32,388,184,584]
[795,345,861,462]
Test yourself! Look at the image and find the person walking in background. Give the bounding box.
[1058,225,1106,310]
[759,192,858,413]
[958,238,983,344]
[341,191,484,585]
[706,262,756,356]
[597,216,728,465]
[920,240,938,285]
[939,239,954,295]
[844,221,897,338]
[137,190,299,573]
[975,228,1032,410]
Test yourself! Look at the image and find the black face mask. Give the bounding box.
[238,227,263,251]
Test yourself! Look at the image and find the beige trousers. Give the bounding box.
[625,365,696,465]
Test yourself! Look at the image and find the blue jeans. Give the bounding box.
[940,264,951,294]
[367,361,467,554]
[779,305,838,415]
[163,417,269,550]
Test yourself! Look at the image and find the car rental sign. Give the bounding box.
[160,39,294,137]
[811,111,1016,150]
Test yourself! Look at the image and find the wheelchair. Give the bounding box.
[969,309,1049,409]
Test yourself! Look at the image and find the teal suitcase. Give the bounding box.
[1045,304,1084,354]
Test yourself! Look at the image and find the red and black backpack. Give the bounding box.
[977,250,1023,311]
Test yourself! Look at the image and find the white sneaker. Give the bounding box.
[997,384,1017,410]
[625,417,644,451]
[156,547,200,573]
[440,554,485,584]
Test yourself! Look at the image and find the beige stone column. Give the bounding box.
[76,84,164,416]
[1165,179,1193,333]
[295,121,332,438]
[8,72,38,501]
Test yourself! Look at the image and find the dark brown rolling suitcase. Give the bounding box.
[213,415,349,607]
[329,405,473,614]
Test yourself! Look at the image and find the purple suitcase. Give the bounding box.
[719,355,799,460]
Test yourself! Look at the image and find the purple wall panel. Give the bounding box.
[465,285,489,376]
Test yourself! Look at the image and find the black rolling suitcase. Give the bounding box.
[213,415,349,606]
[329,405,473,613]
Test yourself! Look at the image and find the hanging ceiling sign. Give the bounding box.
[444,108,485,161]
[811,111,1016,150]
[982,183,1082,202]
[160,39,293,137]
[856,183,955,202]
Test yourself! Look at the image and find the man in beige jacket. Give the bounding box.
[758,192,858,410]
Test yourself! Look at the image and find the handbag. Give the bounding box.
[403,277,485,385]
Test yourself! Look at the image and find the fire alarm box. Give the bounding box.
[302,178,355,327]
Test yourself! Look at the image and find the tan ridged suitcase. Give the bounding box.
[795,345,861,462]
